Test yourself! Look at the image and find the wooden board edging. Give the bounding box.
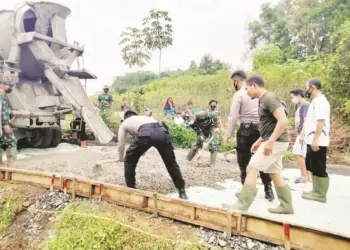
[1,167,349,250]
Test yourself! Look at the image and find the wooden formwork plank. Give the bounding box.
[1,167,350,250]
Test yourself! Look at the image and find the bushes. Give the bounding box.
[166,122,196,148]
[166,122,236,152]
[100,109,120,133]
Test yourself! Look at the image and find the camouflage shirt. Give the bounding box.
[191,110,220,137]
[98,93,113,110]
[0,96,11,126]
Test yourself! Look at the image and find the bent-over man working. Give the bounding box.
[117,111,188,199]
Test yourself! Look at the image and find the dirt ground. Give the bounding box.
[0,182,283,250]
[13,146,241,194]
[0,184,50,250]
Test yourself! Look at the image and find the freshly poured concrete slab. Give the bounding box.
[170,169,350,236]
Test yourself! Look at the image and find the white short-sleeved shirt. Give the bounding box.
[305,95,330,146]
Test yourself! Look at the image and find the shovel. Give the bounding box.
[95,159,123,167]
[192,134,216,165]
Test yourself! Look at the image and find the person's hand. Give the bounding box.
[264,140,274,156]
[4,125,12,134]
[251,141,261,153]
[202,142,209,150]
[214,128,220,134]
[311,139,319,152]
[299,134,305,144]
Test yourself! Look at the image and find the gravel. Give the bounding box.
[198,227,284,250]
[14,145,240,194]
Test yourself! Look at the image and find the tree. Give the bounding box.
[326,20,350,107]
[199,54,226,75]
[119,27,151,85]
[142,9,173,102]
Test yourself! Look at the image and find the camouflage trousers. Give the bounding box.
[191,133,220,152]
[0,132,17,149]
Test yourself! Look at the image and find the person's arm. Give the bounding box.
[313,120,325,145]
[299,104,309,142]
[225,93,241,139]
[117,121,127,161]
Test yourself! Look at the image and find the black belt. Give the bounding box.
[240,122,259,130]
[139,122,167,131]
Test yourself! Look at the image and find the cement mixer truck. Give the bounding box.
[0,1,114,148]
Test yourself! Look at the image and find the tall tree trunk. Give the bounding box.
[158,49,162,107]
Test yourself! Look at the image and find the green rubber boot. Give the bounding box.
[302,176,329,203]
[6,147,17,165]
[268,185,294,214]
[0,149,4,165]
[210,152,217,167]
[222,184,258,211]
[302,175,315,195]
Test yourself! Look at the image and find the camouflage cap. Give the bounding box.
[0,73,16,88]
[103,85,109,89]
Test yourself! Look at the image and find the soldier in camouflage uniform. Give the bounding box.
[186,99,221,166]
[0,76,17,165]
[98,85,113,111]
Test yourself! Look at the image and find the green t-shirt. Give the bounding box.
[258,92,289,142]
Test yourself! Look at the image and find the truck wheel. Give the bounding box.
[38,128,53,148]
[50,128,62,147]
[30,130,43,148]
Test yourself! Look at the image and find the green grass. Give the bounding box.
[0,191,24,232]
[47,203,207,250]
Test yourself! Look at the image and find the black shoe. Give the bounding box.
[179,189,188,200]
[264,183,275,201]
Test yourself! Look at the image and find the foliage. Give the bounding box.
[0,190,23,232]
[119,27,151,71]
[283,151,296,161]
[248,0,350,61]
[100,109,120,133]
[48,203,205,250]
[142,9,173,53]
[142,9,174,101]
[199,53,230,75]
[220,136,236,152]
[132,90,145,115]
[326,20,350,107]
[252,44,283,70]
[166,122,197,148]
[111,71,157,94]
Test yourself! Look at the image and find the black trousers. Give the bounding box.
[306,145,328,177]
[236,123,272,185]
[124,123,185,189]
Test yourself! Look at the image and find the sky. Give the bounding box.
[1,0,278,95]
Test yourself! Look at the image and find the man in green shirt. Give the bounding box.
[223,75,294,214]
[98,85,113,111]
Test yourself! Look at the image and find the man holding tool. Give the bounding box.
[224,70,274,201]
[186,103,221,167]
[117,111,188,199]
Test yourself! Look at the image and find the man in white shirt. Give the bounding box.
[302,78,330,203]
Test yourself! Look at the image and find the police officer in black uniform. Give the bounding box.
[117,111,188,199]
